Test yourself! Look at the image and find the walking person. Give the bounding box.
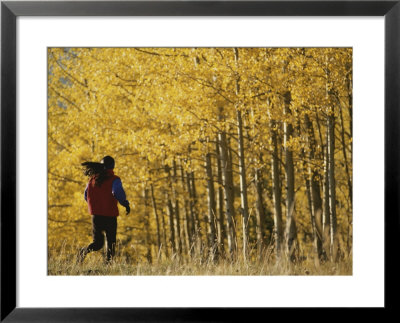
[78,156,130,264]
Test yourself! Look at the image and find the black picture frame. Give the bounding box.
[1,0,399,321]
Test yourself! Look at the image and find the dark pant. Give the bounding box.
[82,215,118,261]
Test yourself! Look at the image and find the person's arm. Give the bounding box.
[84,184,88,202]
[112,178,130,214]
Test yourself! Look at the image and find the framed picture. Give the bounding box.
[1,0,398,321]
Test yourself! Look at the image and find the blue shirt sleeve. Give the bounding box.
[112,178,129,207]
[84,184,88,202]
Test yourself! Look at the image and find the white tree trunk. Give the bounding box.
[205,152,217,259]
[328,112,338,261]
[270,119,283,258]
[218,130,236,259]
[283,91,297,260]
[236,109,249,260]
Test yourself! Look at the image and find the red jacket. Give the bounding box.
[86,170,120,217]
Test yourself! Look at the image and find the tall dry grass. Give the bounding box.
[48,241,352,276]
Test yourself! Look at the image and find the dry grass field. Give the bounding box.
[48,243,352,276]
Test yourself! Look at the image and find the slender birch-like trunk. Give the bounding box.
[327,111,338,261]
[234,48,250,261]
[270,118,283,258]
[254,167,266,259]
[143,186,152,263]
[172,160,183,257]
[205,152,217,259]
[218,130,236,259]
[160,190,169,258]
[216,137,226,258]
[186,169,197,252]
[305,113,323,259]
[248,106,267,260]
[179,159,191,257]
[283,91,297,260]
[323,121,331,260]
[166,190,176,256]
[236,109,250,260]
[150,183,161,260]
[190,171,202,243]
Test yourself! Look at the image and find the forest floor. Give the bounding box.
[48,249,352,276]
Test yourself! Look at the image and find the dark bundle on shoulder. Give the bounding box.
[81,161,104,177]
[81,161,108,186]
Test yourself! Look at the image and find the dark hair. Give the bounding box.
[81,161,109,187]
[101,156,115,169]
